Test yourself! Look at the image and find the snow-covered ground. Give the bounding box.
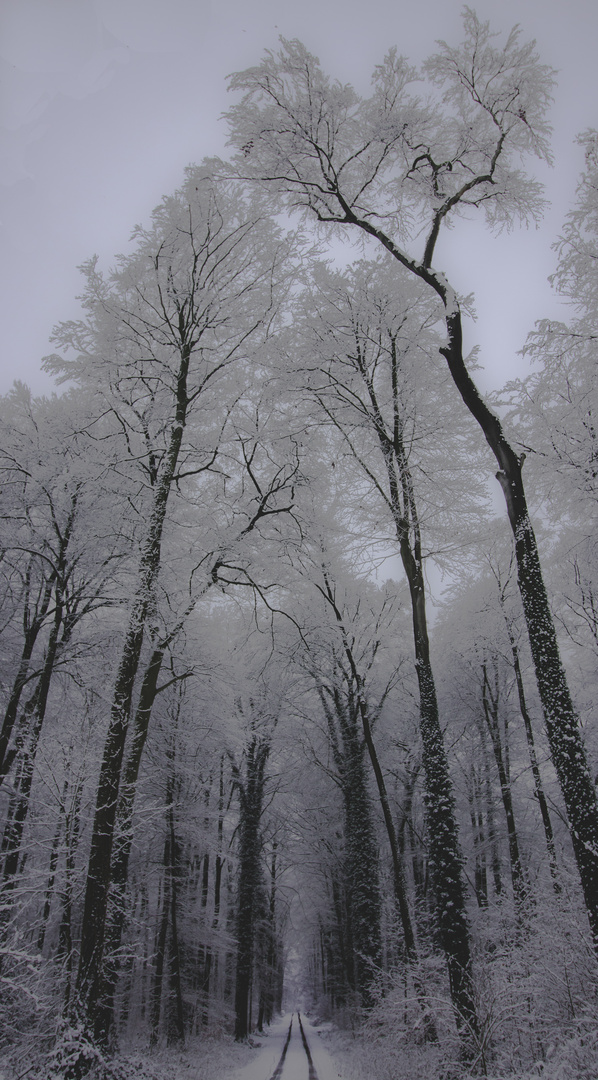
[223,1013,348,1080]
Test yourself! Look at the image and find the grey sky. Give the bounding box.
[1,0,597,395]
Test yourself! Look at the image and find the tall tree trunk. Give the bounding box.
[166,800,185,1045]
[481,664,528,915]
[149,854,170,1048]
[340,702,382,1008]
[372,401,477,1037]
[468,363,598,940]
[233,735,270,1040]
[346,207,598,951]
[57,775,82,1011]
[318,672,383,1009]
[466,769,488,909]
[412,634,477,1037]
[329,870,349,1008]
[76,346,191,1033]
[328,321,479,1038]
[354,689,438,1038]
[1,611,64,882]
[92,647,167,1040]
[478,725,503,900]
[203,755,226,1027]
[37,767,76,965]
[397,764,426,902]
[263,843,278,1026]
[317,579,437,1035]
[37,811,63,952]
[509,640,560,891]
[0,567,54,782]
[0,580,69,966]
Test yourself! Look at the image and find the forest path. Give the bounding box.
[224,1012,348,1080]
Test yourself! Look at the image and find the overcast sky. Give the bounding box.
[1,0,597,397]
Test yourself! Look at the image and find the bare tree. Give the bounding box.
[285,263,480,1038]
[46,169,299,1049]
[226,14,598,948]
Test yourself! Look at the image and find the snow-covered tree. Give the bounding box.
[225,14,598,952]
[285,258,485,1037]
[43,167,302,1049]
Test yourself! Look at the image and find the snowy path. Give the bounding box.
[225,1013,347,1080]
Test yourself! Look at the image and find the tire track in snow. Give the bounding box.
[266,1013,319,1080]
[297,1012,318,1080]
[267,1014,293,1080]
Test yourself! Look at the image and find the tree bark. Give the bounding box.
[203,755,225,1027]
[510,640,561,892]
[233,734,270,1040]
[318,674,382,1009]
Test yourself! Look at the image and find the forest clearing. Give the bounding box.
[1,4,598,1078]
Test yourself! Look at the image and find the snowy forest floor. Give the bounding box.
[0,1016,351,1080]
[0,1032,254,1080]
[3,1007,598,1080]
